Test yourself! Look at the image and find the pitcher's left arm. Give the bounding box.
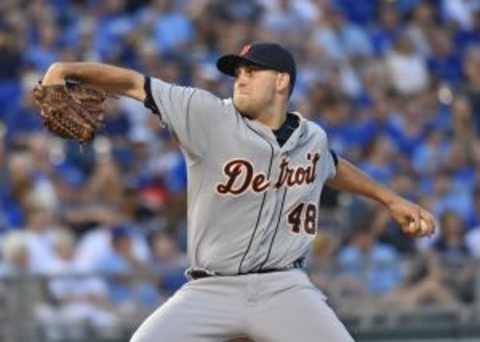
[326,157,435,237]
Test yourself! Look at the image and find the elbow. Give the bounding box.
[42,62,69,85]
[47,62,66,75]
[325,177,337,189]
[47,62,79,79]
[125,71,146,101]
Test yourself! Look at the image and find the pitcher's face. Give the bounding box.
[233,65,277,119]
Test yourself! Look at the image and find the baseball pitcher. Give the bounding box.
[37,42,435,342]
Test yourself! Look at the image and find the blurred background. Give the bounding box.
[0,0,480,341]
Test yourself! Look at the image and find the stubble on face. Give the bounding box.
[233,92,257,119]
[233,69,277,119]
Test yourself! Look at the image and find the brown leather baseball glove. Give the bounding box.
[32,81,108,143]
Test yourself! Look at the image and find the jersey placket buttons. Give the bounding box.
[251,151,286,269]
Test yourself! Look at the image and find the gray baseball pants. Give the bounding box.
[130,269,354,342]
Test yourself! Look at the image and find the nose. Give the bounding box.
[235,69,249,88]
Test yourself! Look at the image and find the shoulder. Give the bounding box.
[210,96,242,120]
[297,114,328,143]
[295,112,326,133]
[179,86,236,117]
[150,77,226,106]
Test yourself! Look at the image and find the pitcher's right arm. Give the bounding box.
[41,61,229,159]
[41,62,146,101]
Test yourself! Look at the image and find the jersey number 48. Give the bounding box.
[287,202,317,235]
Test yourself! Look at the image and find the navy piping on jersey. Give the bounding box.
[240,114,298,273]
[237,125,275,274]
[272,113,299,147]
[330,149,338,168]
[256,181,289,272]
[144,76,161,116]
[252,115,295,270]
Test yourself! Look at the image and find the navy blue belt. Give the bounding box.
[188,259,304,280]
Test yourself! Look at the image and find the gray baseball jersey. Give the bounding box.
[148,77,336,275]
[132,78,354,342]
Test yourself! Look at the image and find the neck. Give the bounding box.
[255,99,289,129]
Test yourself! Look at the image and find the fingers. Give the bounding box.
[404,220,417,235]
[419,209,436,236]
[407,209,435,238]
[32,84,45,101]
[403,206,420,236]
[413,206,421,231]
[392,197,436,238]
[39,109,48,119]
[402,206,435,238]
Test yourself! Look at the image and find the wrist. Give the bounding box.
[377,189,399,208]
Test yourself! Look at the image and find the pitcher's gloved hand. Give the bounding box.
[32,80,108,143]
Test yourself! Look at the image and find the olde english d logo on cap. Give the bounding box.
[240,44,251,56]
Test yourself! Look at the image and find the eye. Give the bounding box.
[234,65,261,78]
[234,66,246,78]
[245,65,258,74]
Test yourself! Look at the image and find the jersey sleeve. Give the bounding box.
[144,76,226,158]
[318,129,337,180]
[322,148,337,180]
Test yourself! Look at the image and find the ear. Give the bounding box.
[276,73,290,94]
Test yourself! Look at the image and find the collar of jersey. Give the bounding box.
[243,111,305,152]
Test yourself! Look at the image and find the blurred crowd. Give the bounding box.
[1,0,480,337]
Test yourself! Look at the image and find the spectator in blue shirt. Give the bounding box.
[369,3,403,56]
[96,226,160,309]
[94,0,135,61]
[432,210,475,303]
[6,83,43,141]
[465,187,480,230]
[413,129,449,177]
[312,6,372,62]
[314,88,357,156]
[427,29,463,86]
[454,8,480,51]
[24,24,59,72]
[337,223,403,295]
[334,0,378,26]
[149,230,188,294]
[462,46,480,134]
[430,170,472,221]
[359,135,395,185]
[136,0,194,54]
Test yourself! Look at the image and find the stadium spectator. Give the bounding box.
[337,223,403,296]
[0,231,30,276]
[385,33,430,95]
[432,210,476,304]
[463,45,480,133]
[37,229,118,340]
[95,225,159,314]
[149,230,188,294]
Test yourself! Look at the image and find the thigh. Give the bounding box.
[250,286,354,342]
[131,280,243,342]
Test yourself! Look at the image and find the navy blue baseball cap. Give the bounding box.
[217,42,297,96]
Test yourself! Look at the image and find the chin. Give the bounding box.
[233,98,255,118]
[237,107,256,119]
[240,111,256,119]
